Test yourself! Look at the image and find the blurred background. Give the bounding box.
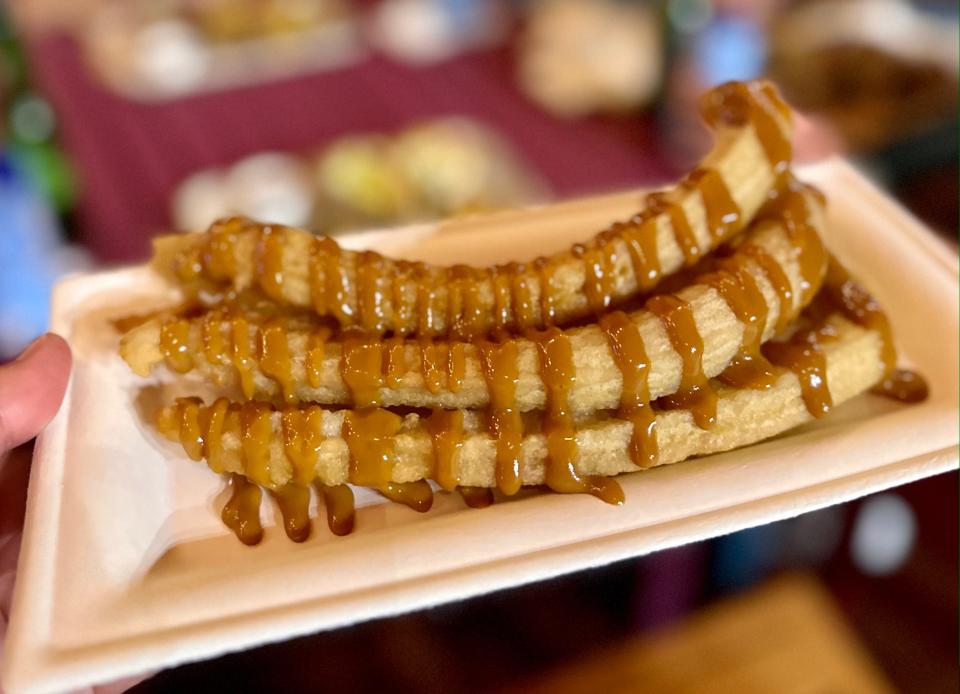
[0,0,955,691]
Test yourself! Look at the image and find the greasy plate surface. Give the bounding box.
[4,160,958,694]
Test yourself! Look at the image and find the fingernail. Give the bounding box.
[15,333,52,363]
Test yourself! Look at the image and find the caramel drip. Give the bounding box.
[701,81,791,175]
[702,261,777,390]
[459,486,495,508]
[230,317,256,398]
[648,192,699,267]
[475,339,524,496]
[428,409,465,491]
[311,236,354,325]
[447,342,467,393]
[271,485,312,542]
[342,408,402,486]
[574,243,618,314]
[202,309,228,365]
[872,369,929,403]
[240,402,274,487]
[204,397,230,473]
[256,227,286,302]
[646,295,717,428]
[491,265,514,332]
[280,406,325,486]
[760,181,828,305]
[384,336,408,389]
[377,480,434,512]
[391,261,415,336]
[416,264,441,337]
[305,327,330,389]
[178,397,205,461]
[508,263,536,331]
[259,319,295,403]
[160,319,194,373]
[222,473,263,546]
[534,259,557,327]
[356,251,387,334]
[316,483,355,536]
[528,327,623,504]
[763,334,832,418]
[598,311,658,468]
[203,220,240,279]
[685,168,742,242]
[419,339,447,394]
[620,215,661,291]
[820,263,927,404]
[340,333,384,407]
[740,244,794,332]
[452,265,487,339]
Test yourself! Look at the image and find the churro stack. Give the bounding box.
[119,80,925,545]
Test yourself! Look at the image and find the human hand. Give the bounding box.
[0,335,145,693]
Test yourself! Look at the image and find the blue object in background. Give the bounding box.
[0,153,68,358]
[694,15,766,84]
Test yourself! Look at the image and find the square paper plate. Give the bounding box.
[4,160,957,693]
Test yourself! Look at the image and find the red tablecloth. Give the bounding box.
[28,35,671,262]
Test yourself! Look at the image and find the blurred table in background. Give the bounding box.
[512,573,894,694]
[25,35,671,263]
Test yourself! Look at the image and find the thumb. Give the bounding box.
[0,334,72,453]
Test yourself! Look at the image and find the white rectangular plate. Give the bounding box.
[4,160,957,693]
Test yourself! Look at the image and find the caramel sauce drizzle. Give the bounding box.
[230,317,257,399]
[646,295,718,428]
[428,409,465,491]
[271,485,312,542]
[384,335,408,389]
[598,311,659,468]
[701,261,777,390]
[159,319,194,373]
[316,483,355,536]
[377,481,434,512]
[528,327,623,504]
[256,227,286,302]
[475,339,525,495]
[419,339,447,394]
[356,251,387,334]
[534,258,557,327]
[240,402,274,487]
[701,81,792,176]
[305,327,330,389]
[447,342,467,393]
[342,408,402,486]
[685,168,742,242]
[573,243,618,314]
[340,333,384,407]
[259,319,296,403]
[647,192,700,267]
[222,473,264,546]
[763,334,832,418]
[618,216,661,291]
[740,244,794,332]
[459,486,495,508]
[281,405,325,486]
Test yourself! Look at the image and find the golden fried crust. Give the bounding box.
[152,97,791,338]
[155,315,885,489]
[122,193,826,414]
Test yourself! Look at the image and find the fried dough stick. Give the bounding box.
[122,189,827,414]
[151,81,794,338]
[156,314,887,490]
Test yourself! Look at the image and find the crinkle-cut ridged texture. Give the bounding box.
[150,90,791,338]
[156,315,885,489]
[123,192,826,414]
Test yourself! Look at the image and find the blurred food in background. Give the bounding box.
[172,118,549,233]
[517,0,662,118]
[768,0,958,152]
[82,0,362,99]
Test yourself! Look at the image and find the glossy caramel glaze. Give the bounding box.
[646,295,718,429]
[377,481,434,512]
[342,408,402,486]
[221,473,264,546]
[170,82,786,340]
[528,327,623,504]
[475,339,525,495]
[272,485,311,542]
[459,486,495,508]
[318,483,355,536]
[598,311,659,468]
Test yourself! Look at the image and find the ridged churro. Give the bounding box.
[123,187,827,414]
[152,81,793,339]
